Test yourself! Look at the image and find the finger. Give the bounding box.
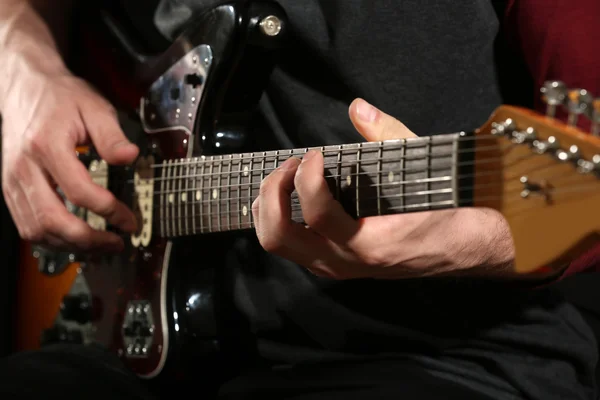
[39,135,137,233]
[23,164,125,252]
[255,157,338,265]
[348,98,418,142]
[79,96,139,165]
[294,150,360,244]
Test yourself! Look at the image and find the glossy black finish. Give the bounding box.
[52,0,288,383]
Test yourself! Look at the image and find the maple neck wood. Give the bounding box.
[154,132,470,237]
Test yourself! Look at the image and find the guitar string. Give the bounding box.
[132,149,560,201]
[156,172,595,222]
[140,132,533,170]
[128,139,513,184]
[152,170,598,226]
[154,182,600,235]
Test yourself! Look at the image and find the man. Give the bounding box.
[0,0,599,399]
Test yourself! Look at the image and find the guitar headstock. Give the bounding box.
[474,81,600,275]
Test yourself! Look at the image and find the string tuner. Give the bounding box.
[577,154,600,174]
[590,98,600,137]
[566,88,593,126]
[491,118,516,136]
[540,81,567,118]
[555,144,580,162]
[512,127,537,144]
[533,136,559,154]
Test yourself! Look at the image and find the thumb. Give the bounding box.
[348,98,417,142]
[80,100,139,165]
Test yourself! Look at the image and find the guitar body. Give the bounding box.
[14,0,600,388]
[28,0,288,383]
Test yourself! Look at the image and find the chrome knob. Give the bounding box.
[577,154,600,174]
[512,127,537,144]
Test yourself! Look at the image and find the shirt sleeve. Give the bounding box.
[503,0,600,278]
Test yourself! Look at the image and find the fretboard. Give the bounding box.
[155,133,465,238]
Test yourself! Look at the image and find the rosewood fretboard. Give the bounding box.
[153,133,470,238]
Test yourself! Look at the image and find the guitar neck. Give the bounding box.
[154,132,470,238]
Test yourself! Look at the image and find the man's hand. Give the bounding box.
[252,98,515,279]
[1,71,139,252]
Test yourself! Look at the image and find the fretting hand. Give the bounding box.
[252,98,515,279]
[1,67,139,252]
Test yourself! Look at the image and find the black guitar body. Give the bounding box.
[40,0,288,390]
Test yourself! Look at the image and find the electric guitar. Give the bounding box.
[15,0,600,384]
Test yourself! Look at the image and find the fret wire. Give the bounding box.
[208,157,214,233]
[377,141,383,215]
[356,143,362,218]
[199,156,206,233]
[190,158,196,235]
[159,160,167,237]
[427,137,432,211]
[237,153,243,230]
[401,139,406,211]
[248,154,254,228]
[217,155,223,232]
[452,135,460,207]
[178,159,186,236]
[226,155,232,231]
[336,145,342,201]
[137,143,470,184]
[146,134,465,169]
[167,160,174,237]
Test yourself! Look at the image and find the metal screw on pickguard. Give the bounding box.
[566,88,593,126]
[259,15,282,36]
[540,80,567,117]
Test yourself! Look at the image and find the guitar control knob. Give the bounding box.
[60,293,92,324]
[566,88,593,126]
[540,80,567,117]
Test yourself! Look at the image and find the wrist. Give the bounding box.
[0,48,69,112]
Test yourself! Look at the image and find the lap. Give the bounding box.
[0,345,494,400]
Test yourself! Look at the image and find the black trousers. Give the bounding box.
[0,344,495,400]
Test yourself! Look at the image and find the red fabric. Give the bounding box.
[503,0,600,278]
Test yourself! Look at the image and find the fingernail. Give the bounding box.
[301,150,317,164]
[356,99,379,123]
[280,157,299,170]
[113,140,135,150]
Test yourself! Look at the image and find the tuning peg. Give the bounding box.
[540,80,567,117]
[533,136,560,154]
[590,98,600,137]
[512,127,537,144]
[556,144,581,162]
[566,88,593,126]
[577,154,600,174]
[491,118,516,136]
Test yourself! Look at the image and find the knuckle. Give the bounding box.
[303,207,329,230]
[22,129,46,156]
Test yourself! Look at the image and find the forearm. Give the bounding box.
[0,0,74,112]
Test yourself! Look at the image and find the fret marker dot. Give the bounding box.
[346,175,351,186]
[196,190,202,200]
[181,193,187,202]
[388,171,394,183]
[243,166,249,176]
[168,194,174,203]
[242,205,248,216]
[212,189,218,199]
